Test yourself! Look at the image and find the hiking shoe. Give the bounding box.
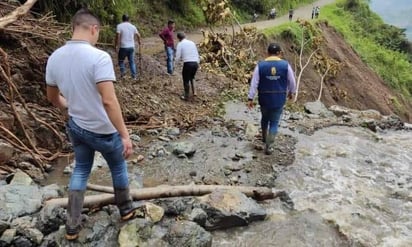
[180,95,188,101]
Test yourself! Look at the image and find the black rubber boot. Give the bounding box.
[261,129,268,143]
[265,133,275,155]
[65,190,85,241]
[115,188,142,221]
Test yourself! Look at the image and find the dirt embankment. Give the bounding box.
[279,22,412,122]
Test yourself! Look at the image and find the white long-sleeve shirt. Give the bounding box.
[248,57,296,100]
[175,38,200,63]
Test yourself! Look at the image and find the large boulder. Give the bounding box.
[163,220,212,247]
[196,189,266,230]
[304,101,335,118]
[118,218,154,247]
[0,184,42,221]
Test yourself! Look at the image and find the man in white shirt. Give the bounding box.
[115,14,141,80]
[46,9,137,241]
[175,32,200,100]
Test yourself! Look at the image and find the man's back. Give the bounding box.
[46,41,116,134]
[116,22,138,48]
[176,39,199,63]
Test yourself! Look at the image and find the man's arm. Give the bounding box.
[175,43,182,62]
[97,81,132,158]
[115,32,121,50]
[247,65,260,109]
[46,86,67,110]
[287,63,296,99]
[159,29,166,43]
[135,32,142,52]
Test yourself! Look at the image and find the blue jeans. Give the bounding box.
[165,46,174,74]
[66,118,129,190]
[118,47,137,78]
[260,106,283,136]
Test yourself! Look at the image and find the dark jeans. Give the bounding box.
[66,118,129,190]
[260,106,283,136]
[118,47,137,78]
[182,62,199,98]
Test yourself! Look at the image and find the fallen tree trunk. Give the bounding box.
[45,183,283,208]
[0,0,38,29]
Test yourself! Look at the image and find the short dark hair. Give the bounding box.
[267,43,281,55]
[72,8,101,30]
[168,20,175,25]
[122,14,129,22]
[177,32,185,40]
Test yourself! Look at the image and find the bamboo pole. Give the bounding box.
[45,183,283,208]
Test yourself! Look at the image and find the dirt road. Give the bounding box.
[141,0,336,55]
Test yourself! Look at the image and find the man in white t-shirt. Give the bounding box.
[175,32,200,100]
[115,14,141,80]
[46,8,138,241]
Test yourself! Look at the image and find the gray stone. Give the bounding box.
[289,112,304,120]
[118,218,153,247]
[172,142,196,157]
[189,208,207,227]
[11,216,34,231]
[164,220,212,247]
[197,189,266,230]
[0,141,14,163]
[25,228,43,245]
[10,169,33,186]
[304,101,334,118]
[245,123,259,140]
[41,184,62,201]
[167,127,181,136]
[329,105,351,116]
[37,204,66,235]
[0,184,42,221]
[0,220,9,236]
[0,228,16,244]
[130,134,141,142]
[404,123,412,130]
[63,166,72,174]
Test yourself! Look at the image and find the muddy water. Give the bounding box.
[213,122,412,246]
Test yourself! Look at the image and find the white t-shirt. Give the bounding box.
[116,22,139,48]
[46,40,117,134]
[175,39,200,63]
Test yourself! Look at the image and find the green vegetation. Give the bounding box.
[320,0,412,97]
[262,0,412,98]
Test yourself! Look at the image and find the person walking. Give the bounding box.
[247,43,296,155]
[46,9,138,241]
[115,14,141,80]
[288,8,294,21]
[312,6,315,19]
[175,32,200,101]
[315,6,320,18]
[159,20,176,75]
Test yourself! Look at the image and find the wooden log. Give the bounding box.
[45,183,283,209]
[0,0,38,29]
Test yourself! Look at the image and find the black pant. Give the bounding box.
[182,62,199,98]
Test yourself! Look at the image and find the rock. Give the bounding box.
[189,171,197,177]
[178,153,187,159]
[0,228,16,245]
[62,166,72,174]
[172,142,196,157]
[41,184,62,201]
[12,236,32,247]
[223,169,232,176]
[229,176,239,184]
[130,134,141,142]
[245,123,259,140]
[224,163,243,172]
[304,101,334,118]
[24,228,43,245]
[167,127,180,136]
[329,105,351,116]
[0,221,9,236]
[197,189,266,230]
[11,216,34,231]
[145,203,164,223]
[189,208,208,227]
[10,169,33,186]
[0,184,42,221]
[164,220,212,247]
[289,112,304,120]
[359,109,382,120]
[37,204,66,235]
[118,218,153,247]
[0,141,14,163]
[404,123,412,130]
